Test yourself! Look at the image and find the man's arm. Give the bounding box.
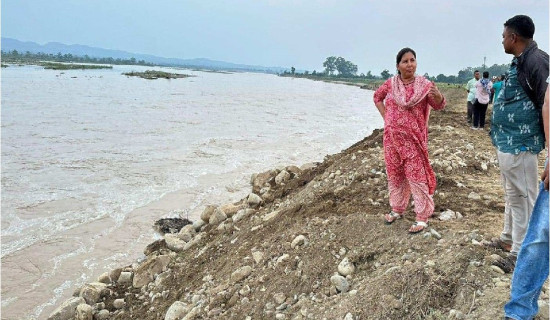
[542,84,549,190]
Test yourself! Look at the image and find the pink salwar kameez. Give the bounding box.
[373,76,446,222]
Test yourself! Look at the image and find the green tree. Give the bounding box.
[291,66,295,74]
[323,56,337,75]
[381,69,391,79]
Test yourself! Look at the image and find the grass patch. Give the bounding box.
[122,70,193,80]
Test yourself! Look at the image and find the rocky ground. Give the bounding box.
[47,85,549,320]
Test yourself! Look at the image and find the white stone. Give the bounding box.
[95,310,110,320]
[263,210,280,222]
[330,274,350,293]
[177,225,196,242]
[47,297,85,320]
[165,234,186,252]
[79,282,108,304]
[75,304,93,320]
[192,219,205,231]
[275,170,291,185]
[247,193,263,208]
[164,301,189,320]
[468,192,481,200]
[133,255,171,288]
[231,266,253,282]
[199,205,217,223]
[344,313,355,320]
[252,251,264,264]
[291,235,308,249]
[113,299,126,309]
[208,208,227,225]
[338,258,355,276]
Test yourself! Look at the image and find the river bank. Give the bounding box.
[46,84,549,320]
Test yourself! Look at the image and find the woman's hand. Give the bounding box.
[428,82,443,104]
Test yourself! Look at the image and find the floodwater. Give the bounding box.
[0,64,382,319]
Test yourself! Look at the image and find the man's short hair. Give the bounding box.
[504,15,535,39]
[474,70,479,73]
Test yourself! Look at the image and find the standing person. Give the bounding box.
[373,47,446,233]
[492,74,505,104]
[465,70,481,124]
[503,79,549,320]
[472,71,493,129]
[488,15,549,273]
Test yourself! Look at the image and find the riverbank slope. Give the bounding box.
[47,85,548,320]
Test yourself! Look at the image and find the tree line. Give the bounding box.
[283,56,511,84]
[1,50,153,66]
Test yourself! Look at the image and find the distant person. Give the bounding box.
[492,74,505,104]
[373,47,446,233]
[488,14,549,274]
[472,71,493,129]
[465,70,480,124]
[489,76,498,104]
[504,78,549,320]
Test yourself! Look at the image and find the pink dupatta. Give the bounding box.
[391,75,433,139]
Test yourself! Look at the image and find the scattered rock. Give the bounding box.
[209,208,227,225]
[338,258,355,276]
[79,283,107,305]
[220,203,244,217]
[491,265,505,274]
[144,239,168,256]
[330,274,350,293]
[231,266,253,283]
[164,301,189,320]
[247,193,263,208]
[291,235,308,249]
[133,255,171,288]
[233,209,255,223]
[75,304,92,320]
[252,251,265,264]
[165,234,187,252]
[468,192,481,200]
[47,297,85,320]
[275,170,291,185]
[430,228,442,239]
[263,210,280,222]
[200,205,217,223]
[113,299,125,309]
[95,309,110,320]
[177,225,197,242]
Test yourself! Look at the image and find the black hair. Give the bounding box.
[504,15,535,39]
[474,70,480,74]
[483,71,489,78]
[501,74,505,79]
[395,48,416,74]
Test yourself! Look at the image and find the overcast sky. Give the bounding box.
[2,0,549,76]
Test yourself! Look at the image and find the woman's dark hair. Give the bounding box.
[396,47,416,74]
[483,71,489,78]
[504,15,535,39]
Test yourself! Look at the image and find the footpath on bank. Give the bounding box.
[47,85,549,320]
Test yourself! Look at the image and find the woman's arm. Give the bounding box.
[373,79,391,119]
[375,101,386,118]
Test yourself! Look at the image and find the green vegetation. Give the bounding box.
[1,64,8,68]
[281,56,511,85]
[41,62,112,70]
[122,70,193,80]
[1,50,152,66]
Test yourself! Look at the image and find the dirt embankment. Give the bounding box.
[48,86,548,320]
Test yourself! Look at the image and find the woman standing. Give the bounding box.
[373,47,446,233]
[473,71,493,129]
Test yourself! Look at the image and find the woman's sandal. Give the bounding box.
[408,221,428,234]
[384,211,403,224]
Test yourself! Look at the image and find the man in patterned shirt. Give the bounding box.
[488,15,549,273]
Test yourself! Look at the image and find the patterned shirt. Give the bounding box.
[490,57,544,154]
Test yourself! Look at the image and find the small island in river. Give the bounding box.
[122,70,193,80]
